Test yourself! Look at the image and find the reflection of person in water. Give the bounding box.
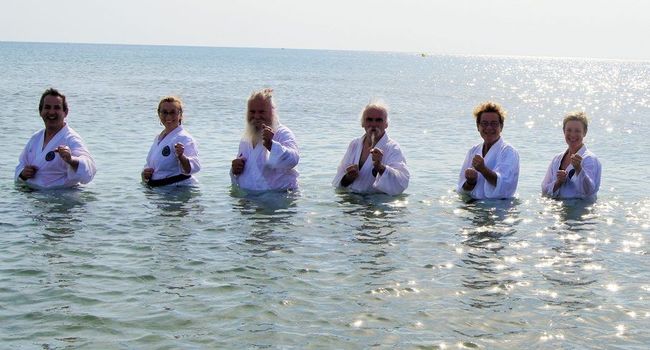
[457,200,520,310]
[541,111,601,200]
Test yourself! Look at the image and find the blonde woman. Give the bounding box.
[541,111,601,199]
[142,96,201,187]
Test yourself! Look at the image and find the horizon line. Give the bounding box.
[2,39,648,63]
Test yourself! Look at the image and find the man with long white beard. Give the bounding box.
[230,88,299,192]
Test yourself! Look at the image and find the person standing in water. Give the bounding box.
[541,111,601,200]
[457,101,519,200]
[332,100,409,195]
[230,88,299,192]
[142,96,201,187]
[15,88,96,189]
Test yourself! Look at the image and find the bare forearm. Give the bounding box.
[179,155,191,174]
[479,168,497,187]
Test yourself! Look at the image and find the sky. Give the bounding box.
[1,0,648,60]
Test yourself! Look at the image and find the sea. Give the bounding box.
[0,41,648,349]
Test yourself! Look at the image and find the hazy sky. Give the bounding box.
[1,0,648,60]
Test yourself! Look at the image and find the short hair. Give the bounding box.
[563,111,589,134]
[473,101,506,126]
[360,99,389,127]
[39,88,68,113]
[157,96,184,115]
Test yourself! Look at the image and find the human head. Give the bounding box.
[473,101,506,145]
[359,100,389,127]
[246,88,279,137]
[562,111,588,135]
[473,101,506,128]
[39,88,68,113]
[360,99,389,140]
[157,96,184,116]
[157,96,184,128]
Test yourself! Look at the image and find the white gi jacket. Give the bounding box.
[541,145,601,200]
[332,133,409,195]
[231,125,299,191]
[15,125,96,189]
[457,137,519,199]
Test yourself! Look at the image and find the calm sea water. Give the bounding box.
[1,42,649,349]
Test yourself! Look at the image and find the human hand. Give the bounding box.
[142,168,154,181]
[570,154,582,174]
[345,164,359,182]
[471,154,486,172]
[465,168,478,184]
[261,124,274,150]
[20,165,38,180]
[174,143,185,158]
[56,145,73,164]
[371,148,383,165]
[556,170,568,185]
[232,158,246,175]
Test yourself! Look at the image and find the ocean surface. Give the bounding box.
[0,42,648,349]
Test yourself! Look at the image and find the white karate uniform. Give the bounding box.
[231,125,299,191]
[457,137,519,199]
[541,145,601,200]
[144,125,201,186]
[332,133,410,195]
[15,125,96,189]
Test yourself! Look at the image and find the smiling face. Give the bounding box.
[40,94,68,132]
[563,119,586,150]
[477,111,502,145]
[158,101,182,132]
[247,97,274,131]
[361,107,388,140]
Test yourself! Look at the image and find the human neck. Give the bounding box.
[45,124,64,138]
[568,143,583,154]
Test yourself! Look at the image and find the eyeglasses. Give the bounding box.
[365,117,384,123]
[479,121,500,128]
[159,109,181,116]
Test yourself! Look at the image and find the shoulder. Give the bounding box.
[64,126,88,145]
[177,128,197,143]
[275,125,297,139]
[349,135,363,146]
[500,140,519,156]
[26,128,45,141]
[384,136,403,151]
[582,149,601,166]
[466,142,481,154]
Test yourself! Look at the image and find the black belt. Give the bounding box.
[147,174,191,187]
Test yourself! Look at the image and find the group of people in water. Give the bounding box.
[15,87,602,200]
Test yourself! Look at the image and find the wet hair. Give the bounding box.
[39,88,68,113]
[563,111,589,134]
[473,101,506,126]
[157,96,184,115]
[360,99,389,127]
